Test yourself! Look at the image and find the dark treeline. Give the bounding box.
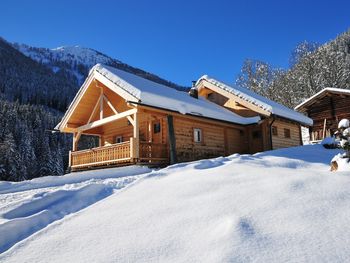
[0,99,70,181]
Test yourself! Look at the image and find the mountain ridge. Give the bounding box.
[12,42,188,91]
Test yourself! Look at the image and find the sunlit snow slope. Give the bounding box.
[1,145,349,263]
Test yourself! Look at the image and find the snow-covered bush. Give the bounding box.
[331,119,350,171]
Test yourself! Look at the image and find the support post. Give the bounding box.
[148,119,153,142]
[322,118,327,139]
[133,112,139,160]
[68,150,72,168]
[166,115,177,164]
[72,133,78,151]
[130,137,135,159]
[100,88,104,120]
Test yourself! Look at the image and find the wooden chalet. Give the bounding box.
[295,88,350,142]
[56,64,312,171]
[196,76,313,152]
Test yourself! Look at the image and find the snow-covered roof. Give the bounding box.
[88,64,260,125]
[196,75,313,126]
[295,87,350,112]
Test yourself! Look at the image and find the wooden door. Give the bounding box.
[152,120,162,143]
[249,126,264,153]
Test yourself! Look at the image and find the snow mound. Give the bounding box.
[0,166,151,254]
[338,118,350,129]
[0,145,349,262]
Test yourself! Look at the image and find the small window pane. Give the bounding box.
[153,122,161,134]
[252,130,262,139]
[115,136,123,143]
[194,128,202,142]
[284,128,291,138]
[272,126,278,136]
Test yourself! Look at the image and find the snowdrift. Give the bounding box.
[1,145,349,262]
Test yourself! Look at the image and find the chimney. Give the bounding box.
[189,81,198,99]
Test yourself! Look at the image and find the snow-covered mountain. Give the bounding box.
[12,43,187,90]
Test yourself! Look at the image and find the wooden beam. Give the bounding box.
[103,94,135,126]
[133,112,139,159]
[72,133,78,151]
[94,72,139,102]
[322,118,327,139]
[148,118,153,142]
[100,88,104,120]
[87,94,102,125]
[77,108,137,132]
[103,94,118,114]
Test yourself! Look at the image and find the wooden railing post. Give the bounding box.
[133,111,140,161]
[130,137,135,159]
[69,150,72,167]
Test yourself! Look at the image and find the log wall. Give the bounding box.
[307,95,350,140]
[173,116,248,162]
[271,119,301,149]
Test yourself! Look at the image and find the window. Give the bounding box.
[115,136,123,143]
[284,128,291,138]
[153,122,161,134]
[252,130,262,139]
[193,128,202,143]
[127,120,131,126]
[272,126,278,136]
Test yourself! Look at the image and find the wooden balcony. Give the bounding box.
[69,139,168,171]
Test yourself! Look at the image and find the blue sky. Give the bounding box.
[1,0,349,86]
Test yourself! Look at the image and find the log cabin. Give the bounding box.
[295,88,350,142]
[56,64,312,171]
[195,76,313,151]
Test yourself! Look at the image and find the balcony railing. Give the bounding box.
[69,139,169,170]
[70,141,132,169]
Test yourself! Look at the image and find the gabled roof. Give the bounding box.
[57,64,260,130]
[196,75,313,126]
[294,87,350,112]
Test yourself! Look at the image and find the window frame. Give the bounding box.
[284,128,291,138]
[272,126,278,136]
[193,128,202,143]
[153,122,161,134]
[115,135,123,144]
[252,130,262,139]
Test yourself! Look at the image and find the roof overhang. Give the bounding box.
[295,88,350,113]
[56,66,139,132]
[196,78,271,117]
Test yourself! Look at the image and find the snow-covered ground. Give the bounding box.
[0,145,349,262]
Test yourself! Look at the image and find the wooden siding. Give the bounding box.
[102,119,133,145]
[225,127,249,154]
[271,119,301,149]
[173,116,247,162]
